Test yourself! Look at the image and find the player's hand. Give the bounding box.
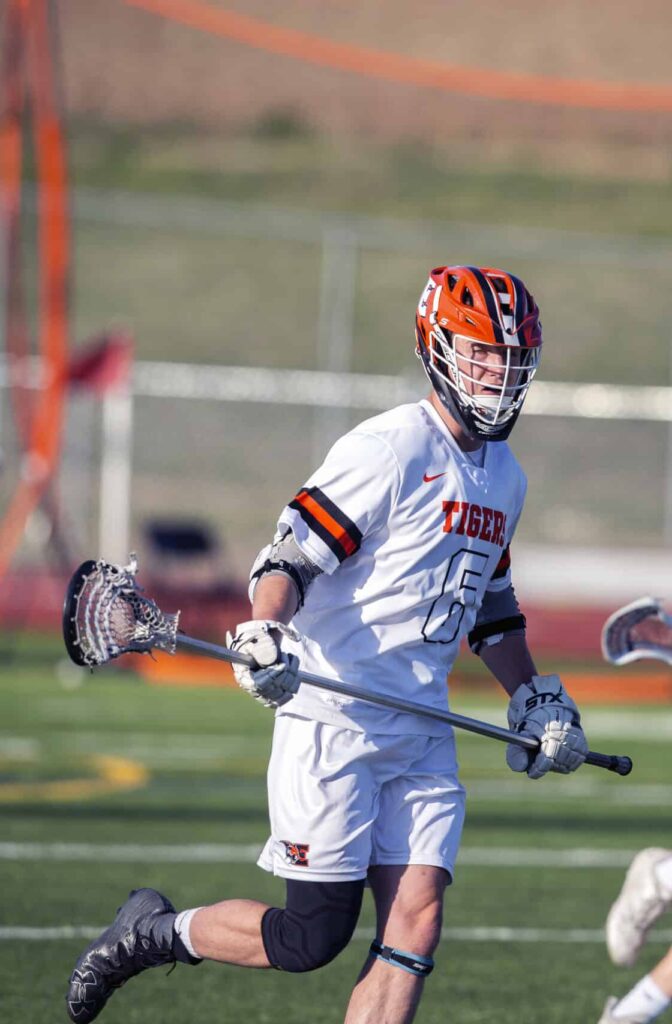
[506,675,588,779]
[226,620,300,708]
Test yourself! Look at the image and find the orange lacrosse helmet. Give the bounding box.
[415,265,542,441]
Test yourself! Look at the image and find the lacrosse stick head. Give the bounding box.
[62,555,180,667]
[601,596,672,667]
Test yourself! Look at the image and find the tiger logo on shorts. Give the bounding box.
[282,841,310,866]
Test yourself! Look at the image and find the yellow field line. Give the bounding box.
[0,755,149,803]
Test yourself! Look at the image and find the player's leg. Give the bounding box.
[650,945,672,1005]
[598,945,672,1023]
[177,715,369,972]
[344,864,449,1024]
[598,849,672,1023]
[178,898,272,965]
[606,849,672,967]
[344,732,464,1024]
[66,892,284,1024]
[183,879,364,969]
[66,715,372,1022]
[66,883,363,1023]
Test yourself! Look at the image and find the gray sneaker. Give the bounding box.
[66,888,198,1023]
[606,848,672,967]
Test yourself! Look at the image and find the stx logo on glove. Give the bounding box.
[506,677,587,779]
[442,501,507,547]
[524,690,565,711]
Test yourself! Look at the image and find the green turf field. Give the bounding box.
[1,635,671,1023]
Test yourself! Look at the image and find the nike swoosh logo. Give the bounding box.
[423,472,448,483]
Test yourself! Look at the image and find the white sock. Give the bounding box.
[174,907,204,960]
[653,854,672,897]
[613,975,671,1022]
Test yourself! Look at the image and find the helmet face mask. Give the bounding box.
[432,329,540,438]
[415,265,542,442]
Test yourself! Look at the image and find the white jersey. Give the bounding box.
[277,398,527,736]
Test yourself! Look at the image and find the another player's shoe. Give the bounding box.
[66,887,199,1023]
[597,996,649,1024]
[606,848,672,967]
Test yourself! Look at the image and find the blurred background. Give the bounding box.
[3,0,672,644]
[2,6,672,1023]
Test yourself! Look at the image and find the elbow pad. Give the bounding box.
[468,584,526,654]
[249,529,322,608]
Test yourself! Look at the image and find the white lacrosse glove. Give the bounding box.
[506,675,588,780]
[226,620,301,709]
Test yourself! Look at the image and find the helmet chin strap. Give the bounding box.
[471,393,516,423]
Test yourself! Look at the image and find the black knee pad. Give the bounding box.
[261,878,364,973]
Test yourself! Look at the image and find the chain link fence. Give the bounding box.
[4,189,672,584]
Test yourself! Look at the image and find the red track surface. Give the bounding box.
[6,569,671,703]
[1,569,609,654]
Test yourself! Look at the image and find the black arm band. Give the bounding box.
[468,614,527,654]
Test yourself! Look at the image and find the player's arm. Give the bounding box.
[225,533,320,708]
[476,631,537,697]
[251,571,299,624]
[470,583,588,779]
[228,431,398,709]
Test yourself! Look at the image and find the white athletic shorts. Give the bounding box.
[257,714,466,883]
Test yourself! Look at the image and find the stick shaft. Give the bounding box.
[174,635,632,776]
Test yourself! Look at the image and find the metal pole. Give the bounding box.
[98,385,133,561]
[313,225,358,465]
[173,634,632,776]
[665,339,672,544]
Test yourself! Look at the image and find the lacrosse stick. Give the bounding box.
[601,596,672,667]
[62,556,633,777]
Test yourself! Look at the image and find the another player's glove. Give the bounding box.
[601,597,672,666]
[506,675,588,779]
[226,620,300,709]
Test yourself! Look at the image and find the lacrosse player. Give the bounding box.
[599,599,672,1024]
[66,265,589,1024]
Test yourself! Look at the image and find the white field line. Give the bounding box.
[0,842,644,867]
[466,781,672,805]
[0,842,263,862]
[3,924,672,945]
[454,707,672,741]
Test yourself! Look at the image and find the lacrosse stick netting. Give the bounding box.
[601,597,672,666]
[62,556,180,667]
